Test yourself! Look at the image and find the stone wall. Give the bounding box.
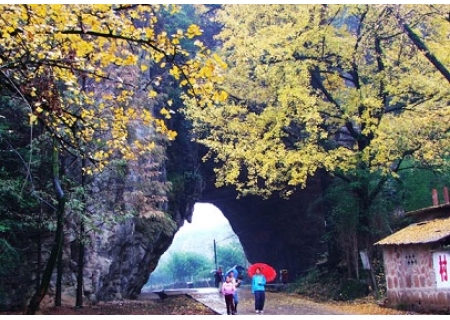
[382,243,450,313]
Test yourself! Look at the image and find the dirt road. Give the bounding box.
[142,286,347,315]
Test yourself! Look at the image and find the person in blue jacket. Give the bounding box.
[251,267,266,314]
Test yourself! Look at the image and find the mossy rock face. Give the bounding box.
[336,278,369,301]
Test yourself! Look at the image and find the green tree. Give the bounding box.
[166,252,212,283]
[0,222,20,304]
[217,242,247,272]
[184,4,450,278]
[395,162,450,212]
[146,262,173,287]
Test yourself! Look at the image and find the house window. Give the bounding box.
[406,254,417,265]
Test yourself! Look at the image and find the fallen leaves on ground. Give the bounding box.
[1,291,425,315]
[2,295,217,315]
[293,293,422,315]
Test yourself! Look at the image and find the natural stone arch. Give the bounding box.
[199,175,328,279]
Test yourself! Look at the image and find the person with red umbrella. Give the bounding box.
[247,263,277,283]
[251,267,267,314]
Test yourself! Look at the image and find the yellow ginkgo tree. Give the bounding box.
[0,4,225,170]
[0,4,227,313]
[184,4,450,277]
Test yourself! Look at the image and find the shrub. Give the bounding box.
[289,268,371,302]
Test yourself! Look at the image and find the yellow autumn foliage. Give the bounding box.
[184,4,450,198]
[0,4,226,174]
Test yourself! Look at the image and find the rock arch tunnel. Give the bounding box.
[197,177,328,280]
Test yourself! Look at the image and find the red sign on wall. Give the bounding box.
[433,252,450,288]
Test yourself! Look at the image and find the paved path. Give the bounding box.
[141,286,347,315]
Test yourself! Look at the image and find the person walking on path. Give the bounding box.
[227,270,242,314]
[251,267,267,314]
[214,266,224,293]
[221,275,236,315]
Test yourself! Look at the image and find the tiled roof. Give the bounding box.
[375,216,450,246]
[405,203,450,221]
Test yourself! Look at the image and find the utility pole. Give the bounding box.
[214,239,217,270]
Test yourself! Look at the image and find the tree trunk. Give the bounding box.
[76,114,87,308]
[55,236,63,306]
[76,218,85,308]
[26,138,66,315]
[353,234,359,280]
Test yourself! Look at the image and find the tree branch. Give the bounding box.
[394,7,450,83]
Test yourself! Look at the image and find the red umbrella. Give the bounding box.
[247,262,277,283]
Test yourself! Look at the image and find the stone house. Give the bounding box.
[375,188,450,313]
